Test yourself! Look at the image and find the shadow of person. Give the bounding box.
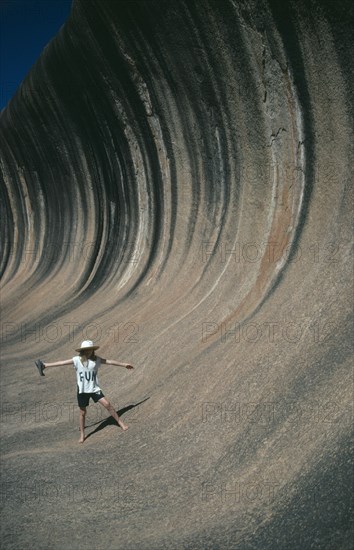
[84,397,150,440]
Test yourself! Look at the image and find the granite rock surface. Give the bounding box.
[0,0,353,548]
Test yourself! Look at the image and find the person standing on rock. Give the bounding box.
[35,340,134,443]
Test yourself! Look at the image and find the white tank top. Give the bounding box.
[73,355,102,394]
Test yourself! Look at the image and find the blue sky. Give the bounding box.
[0,0,72,109]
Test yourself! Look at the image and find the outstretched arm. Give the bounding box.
[101,358,134,369]
[43,359,73,369]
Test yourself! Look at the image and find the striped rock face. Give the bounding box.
[1,1,352,548]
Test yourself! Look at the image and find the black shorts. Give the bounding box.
[77,388,105,408]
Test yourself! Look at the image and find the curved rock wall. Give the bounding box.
[1,0,352,548]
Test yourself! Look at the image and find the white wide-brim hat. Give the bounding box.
[75,340,100,352]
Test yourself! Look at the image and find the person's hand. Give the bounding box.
[125,364,134,370]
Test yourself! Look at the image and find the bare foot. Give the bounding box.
[118,421,128,431]
[79,435,85,443]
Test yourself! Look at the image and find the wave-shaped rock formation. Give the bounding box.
[1,0,353,548]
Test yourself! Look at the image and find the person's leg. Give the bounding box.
[98,397,128,431]
[79,407,86,443]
